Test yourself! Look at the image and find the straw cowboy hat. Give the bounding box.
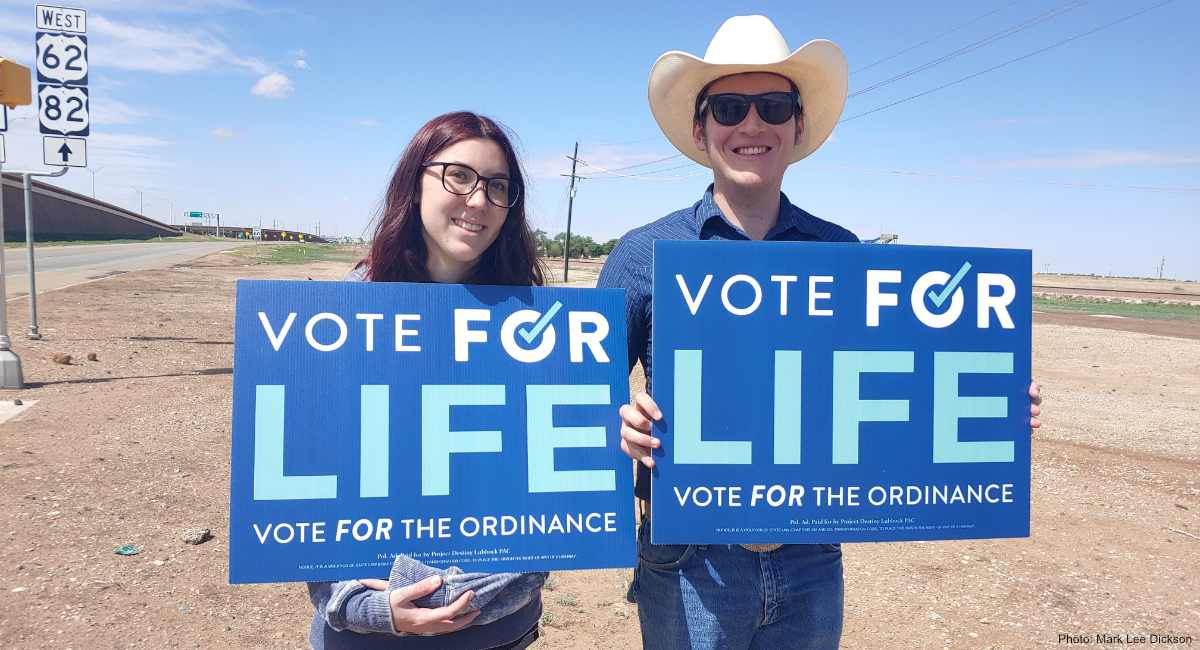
[648,15,847,167]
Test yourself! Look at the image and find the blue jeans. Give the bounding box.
[631,517,844,649]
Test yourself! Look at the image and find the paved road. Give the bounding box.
[0,241,243,300]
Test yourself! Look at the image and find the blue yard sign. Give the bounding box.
[229,280,634,584]
[651,241,1032,545]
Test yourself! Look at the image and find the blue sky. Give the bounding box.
[1,0,1197,279]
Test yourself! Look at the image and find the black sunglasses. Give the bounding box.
[697,91,801,127]
[422,161,520,209]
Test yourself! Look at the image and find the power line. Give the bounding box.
[851,0,1023,76]
[848,0,1088,98]
[586,152,685,174]
[576,159,705,180]
[571,1,1180,189]
[841,0,1177,123]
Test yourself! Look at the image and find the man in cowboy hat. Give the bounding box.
[597,15,1042,649]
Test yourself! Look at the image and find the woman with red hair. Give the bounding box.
[307,111,546,649]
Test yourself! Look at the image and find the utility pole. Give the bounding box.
[87,166,103,198]
[1158,257,1166,279]
[562,142,580,283]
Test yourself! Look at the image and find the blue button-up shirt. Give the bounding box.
[597,185,859,499]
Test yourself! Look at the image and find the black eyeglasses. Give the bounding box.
[422,162,520,209]
[697,91,801,127]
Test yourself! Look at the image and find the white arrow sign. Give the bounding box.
[36,32,88,85]
[43,135,86,167]
[38,84,89,136]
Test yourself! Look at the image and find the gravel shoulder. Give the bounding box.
[0,254,1195,649]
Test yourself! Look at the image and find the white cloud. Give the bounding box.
[0,121,173,204]
[294,58,309,70]
[987,151,1200,170]
[356,118,380,128]
[85,15,271,75]
[251,72,294,99]
[89,97,149,125]
[211,127,235,138]
[88,133,172,150]
[33,0,259,14]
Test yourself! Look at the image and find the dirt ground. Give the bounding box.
[0,252,1196,649]
[1033,273,1200,299]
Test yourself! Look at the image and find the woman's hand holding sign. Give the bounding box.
[358,576,478,635]
[619,382,1042,467]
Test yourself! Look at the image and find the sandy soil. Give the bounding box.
[0,254,1196,649]
[1031,311,1199,341]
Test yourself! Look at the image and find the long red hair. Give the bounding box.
[362,111,544,286]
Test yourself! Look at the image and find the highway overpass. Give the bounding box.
[1,172,180,241]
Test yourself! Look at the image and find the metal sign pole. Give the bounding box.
[22,174,40,339]
[0,164,24,388]
[19,167,66,340]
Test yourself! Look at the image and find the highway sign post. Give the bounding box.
[36,4,89,167]
[16,4,88,341]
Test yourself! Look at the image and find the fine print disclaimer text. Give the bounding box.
[1057,631,1194,646]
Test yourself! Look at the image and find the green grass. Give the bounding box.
[232,242,364,265]
[1034,295,1200,321]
